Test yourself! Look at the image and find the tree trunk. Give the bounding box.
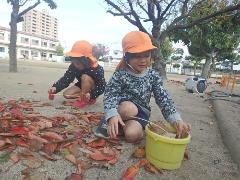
[9,7,19,72]
[151,26,167,79]
[201,56,212,78]
[194,63,197,76]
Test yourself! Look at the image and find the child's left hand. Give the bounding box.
[174,121,191,138]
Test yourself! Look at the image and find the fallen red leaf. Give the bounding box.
[10,108,25,120]
[87,138,106,148]
[0,119,10,131]
[10,127,28,135]
[8,100,17,105]
[42,132,64,142]
[10,153,20,163]
[0,140,6,147]
[39,151,57,161]
[136,159,149,168]
[132,147,145,158]
[65,154,77,165]
[0,103,4,112]
[42,143,58,155]
[122,164,140,180]
[65,173,83,180]
[28,133,48,144]
[184,149,190,160]
[16,139,29,148]
[89,149,115,161]
[144,162,161,174]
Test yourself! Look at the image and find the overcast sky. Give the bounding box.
[0,0,188,55]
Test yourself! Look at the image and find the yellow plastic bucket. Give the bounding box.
[145,124,191,170]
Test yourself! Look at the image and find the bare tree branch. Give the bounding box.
[127,0,149,34]
[137,0,148,15]
[181,0,189,15]
[18,0,40,17]
[105,0,138,26]
[159,0,176,20]
[147,1,156,22]
[19,0,28,7]
[107,10,131,16]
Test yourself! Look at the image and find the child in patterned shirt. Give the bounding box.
[48,40,105,108]
[95,31,190,142]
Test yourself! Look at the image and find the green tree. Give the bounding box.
[7,0,57,72]
[171,0,240,78]
[55,43,64,56]
[160,38,173,63]
[104,0,240,79]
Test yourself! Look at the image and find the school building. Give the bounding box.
[0,25,58,60]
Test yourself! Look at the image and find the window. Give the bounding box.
[32,39,39,45]
[20,37,29,44]
[31,50,38,57]
[0,47,5,52]
[0,32,4,40]
[41,41,47,47]
[50,43,56,48]
[41,52,47,58]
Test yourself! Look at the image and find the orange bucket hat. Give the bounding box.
[117,31,157,69]
[66,40,98,68]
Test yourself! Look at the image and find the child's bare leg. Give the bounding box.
[124,120,143,143]
[81,74,95,95]
[118,101,143,142]
[63,86,81,99]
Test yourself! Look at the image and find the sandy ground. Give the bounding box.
[0,60,239,180]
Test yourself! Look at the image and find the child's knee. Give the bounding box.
[81,74,94,82]
[125,128,143,143]
[118,101,138,119]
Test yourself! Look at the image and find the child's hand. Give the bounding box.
[79,93,90,102]
[174,121,191,138]
[108,116,125,139]
[48,87,56,94]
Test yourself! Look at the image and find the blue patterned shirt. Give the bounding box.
[104,68,182,124]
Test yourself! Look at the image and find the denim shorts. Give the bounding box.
[119,99,150,128]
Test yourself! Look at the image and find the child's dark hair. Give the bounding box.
[71,56,91,68]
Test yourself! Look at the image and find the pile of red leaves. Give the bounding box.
[0,98,121,179]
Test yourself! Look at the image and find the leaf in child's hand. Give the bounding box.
[132,146,145,158]
[87,138,106,148]
[144,162,161,174]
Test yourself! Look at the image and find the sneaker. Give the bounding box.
[94,117,109,139]
[73,99,87,108]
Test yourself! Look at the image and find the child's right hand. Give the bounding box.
[48,87,56,94]
[108,116,125,139]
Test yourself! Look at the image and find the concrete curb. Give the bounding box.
[211,93,240,175]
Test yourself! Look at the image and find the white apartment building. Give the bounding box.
[0,26,58,60]
[22,9,58,40]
